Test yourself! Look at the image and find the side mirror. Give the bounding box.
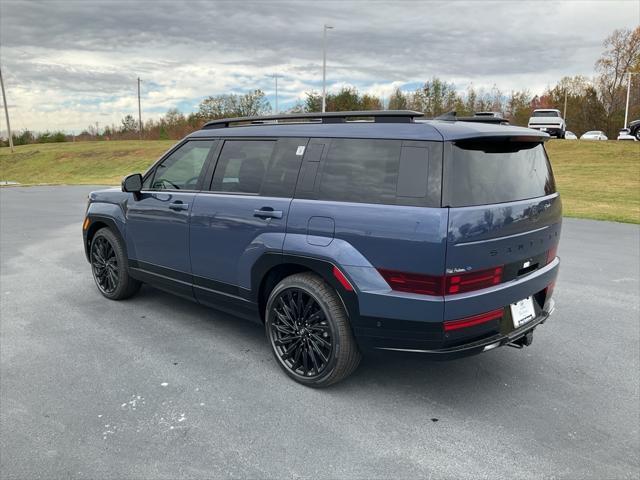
[122,173,143,193]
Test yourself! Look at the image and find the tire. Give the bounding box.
[90,227,141,300]
[635,128,640,141]
[558,129,565,139]
[265,272,361,387]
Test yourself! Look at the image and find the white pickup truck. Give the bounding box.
[527,109,566,138]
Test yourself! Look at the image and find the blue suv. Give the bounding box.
[83,110,560,387]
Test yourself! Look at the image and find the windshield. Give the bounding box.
[444,141,556,207]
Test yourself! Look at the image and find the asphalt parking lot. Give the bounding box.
[1,185,638,479]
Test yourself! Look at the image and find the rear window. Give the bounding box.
[532,111,559,117]
[443,141,556,207]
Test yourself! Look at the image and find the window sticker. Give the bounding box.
[296,146,306,156]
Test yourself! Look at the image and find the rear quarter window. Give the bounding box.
[443,140,556,207]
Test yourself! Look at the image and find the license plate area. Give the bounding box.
[510,297,536,328]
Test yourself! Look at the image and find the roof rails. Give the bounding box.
[434,111,509,125]
[202,110,425,129]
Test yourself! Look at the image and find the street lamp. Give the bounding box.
[322,24,334,113]
[623,71,638,129]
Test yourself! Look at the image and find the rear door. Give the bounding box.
[442,138,561,326]
[189,137,307,306]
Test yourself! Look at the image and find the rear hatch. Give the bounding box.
[442,137,561,344]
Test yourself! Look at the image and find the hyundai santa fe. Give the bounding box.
[83,110,561,387]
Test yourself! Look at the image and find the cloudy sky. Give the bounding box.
[1,0,638,134]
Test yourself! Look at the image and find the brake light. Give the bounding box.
[377,269,443,296]
[445,266,503,294]
[378,265,504,296]
[547,244,558,264]
[444,308,503,332]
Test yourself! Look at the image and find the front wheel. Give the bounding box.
[265,272,361,387]
[634,128,640,141]
[90,228,141,300]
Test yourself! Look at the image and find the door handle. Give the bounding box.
[169,201,189,211]
[253,207,283,219]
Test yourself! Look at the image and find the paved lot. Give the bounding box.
[1,186,638,479]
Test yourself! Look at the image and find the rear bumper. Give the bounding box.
[375,300,554,359]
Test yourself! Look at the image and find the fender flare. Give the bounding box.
[251,253,360,324]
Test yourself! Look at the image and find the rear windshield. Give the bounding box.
[444,141,556,207]
[532,111,559,117]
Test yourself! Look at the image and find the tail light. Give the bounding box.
[445,266,503,294]
[378,265,503,296]
[547,244,558,264]
[377,269,443,296]
[444,308,503,332]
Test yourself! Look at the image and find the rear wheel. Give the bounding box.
[265,272,361,387]
[635,128,640,141]
[90,228,141,300]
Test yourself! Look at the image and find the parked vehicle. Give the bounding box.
[580,130,608,141]
[564,131,577,140]
[83,110,561,387]
[627,119,640,140]
[617,128,638,141]
[528,109,566,138]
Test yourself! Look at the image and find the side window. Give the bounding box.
[313,138,441,207]
[318,139,401,205]
[210,139,305,197]
[150,140,214,190]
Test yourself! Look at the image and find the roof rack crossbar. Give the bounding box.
[202,110,425,129]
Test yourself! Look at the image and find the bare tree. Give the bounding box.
[595,27,640,134]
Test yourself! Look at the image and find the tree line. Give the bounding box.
[3,26,638,147]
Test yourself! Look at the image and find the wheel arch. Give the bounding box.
[84,214,126,262]
[252,253,360,324]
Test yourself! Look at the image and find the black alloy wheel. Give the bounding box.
[269,288,333,378]
[89,227,141,300]
[91,235,119,294]
[265,272,361,387]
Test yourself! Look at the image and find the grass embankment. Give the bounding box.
[1,139,639,224]
[545,140,639,224]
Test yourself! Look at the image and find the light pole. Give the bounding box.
[137,77,143,140]
[273,73,280,113]
[623,71,638,129]
[0,68,14,152]
[322,24,333,113]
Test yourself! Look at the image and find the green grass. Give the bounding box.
[545,140,639,224]
[1,139,639,224]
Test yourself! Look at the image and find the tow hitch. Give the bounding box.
[508,330,534,349]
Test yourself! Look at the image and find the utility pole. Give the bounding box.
[322,24,333,113]
[0,68,14,152]
[563,88,568,123]
[273,73,280,113]
[137,77,143,140]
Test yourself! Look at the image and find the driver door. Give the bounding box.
[125,139,216,298]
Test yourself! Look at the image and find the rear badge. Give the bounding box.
[523,261,531,268]
[296,146,306,156]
